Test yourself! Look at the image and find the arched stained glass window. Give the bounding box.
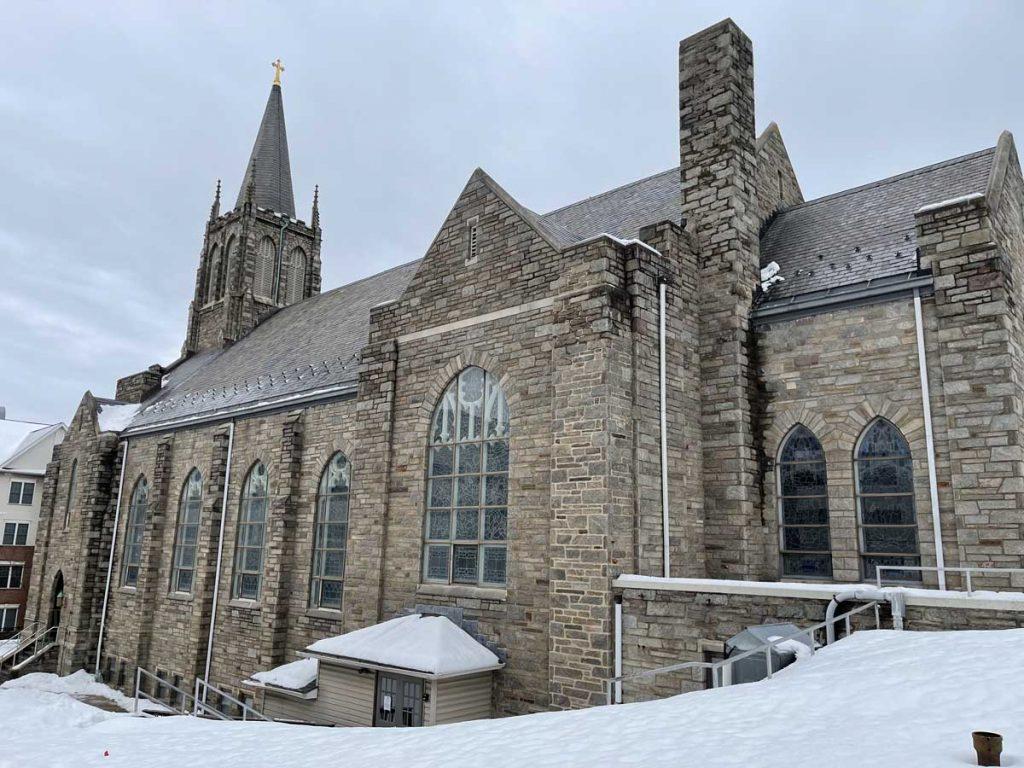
[424,367,510,587]
[171,469,203,594]
[122,477,149,587]
[206,244,221,303]
[310,453,350,610]
[778,426,832,578]
[255,236,276,300]
[63,458,78,531]
[855,419,921,581]
[286,247,306,304]
[233,462,269,600]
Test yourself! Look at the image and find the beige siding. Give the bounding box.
[312,664,376,726]
[263,690,332,725]
[432,673,493,725]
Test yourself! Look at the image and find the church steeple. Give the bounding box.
[234,61,296,217]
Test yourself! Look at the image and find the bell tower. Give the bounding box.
[183,61,322,356]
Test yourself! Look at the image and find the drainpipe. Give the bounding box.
[824,587,905,644]
[913,288,946,590]
[203,421,235,694]
[613,597,623,704]
[95,439,129,677]
[659,279,670,578]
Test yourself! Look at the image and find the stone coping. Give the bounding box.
[613,575,1024,612]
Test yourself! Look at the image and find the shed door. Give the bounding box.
[374,672,423,727]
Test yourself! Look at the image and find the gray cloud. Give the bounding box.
[3,0,1023,423]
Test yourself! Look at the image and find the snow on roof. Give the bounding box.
[306,614,501,676]
[0,419,53,465]
[249,658,318,691]
[96,402,141,433]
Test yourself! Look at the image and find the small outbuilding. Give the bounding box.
[246,613,503,727]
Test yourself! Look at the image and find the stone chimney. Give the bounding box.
[680,19,765,579]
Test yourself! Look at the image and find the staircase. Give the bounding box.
[0,624,61,681]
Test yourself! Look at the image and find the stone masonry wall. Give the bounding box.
[754,123,804,226]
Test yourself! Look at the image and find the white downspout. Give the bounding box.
[913,288,946,590]
[659,279,670,578]
[613,598,623,704]
[203,421,235,694]
[95,438,129,677]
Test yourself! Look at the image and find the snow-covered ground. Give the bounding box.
[0,629,1021,767]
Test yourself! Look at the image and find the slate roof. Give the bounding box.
[234,84,296,217]
[759,147,996,299]
[126,260,419,431]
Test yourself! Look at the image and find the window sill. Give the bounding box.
[416,583,507,602]
[166,592,193,603]
[227,598,261,611]
[118,586,137,595]
[304,608,343,621]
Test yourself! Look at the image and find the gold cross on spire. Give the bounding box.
[272,58,285,86]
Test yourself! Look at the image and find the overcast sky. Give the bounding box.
[3,0,1024,425]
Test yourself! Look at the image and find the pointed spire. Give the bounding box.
[311,185,320,229]
[235,73,296,217]
[209,179,221,221]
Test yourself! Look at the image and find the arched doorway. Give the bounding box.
[49,572,64,629]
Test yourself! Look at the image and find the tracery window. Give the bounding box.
[855,419,921,581]
[255,236,276,300]
[171,469,203,594]
[286,247,306,304]
[778,426,832,579]
[424,367,510,587]
[121,477,149,587]
[310,453,350,610]
[233,462,269,600]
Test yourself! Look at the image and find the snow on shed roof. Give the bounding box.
[248,658,318,692]
[305,614,501,677]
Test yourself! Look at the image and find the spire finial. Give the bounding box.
[210,179,221,221]
[272,58,285,86]
[312,184,320,229]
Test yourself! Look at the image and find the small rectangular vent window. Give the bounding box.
[465,217,480,265]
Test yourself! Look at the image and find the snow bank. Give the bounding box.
[1,629,1022,766]
[2,670,140,712]
[96,402,141,433]
[250,658,317,691]
[307,614,500,676]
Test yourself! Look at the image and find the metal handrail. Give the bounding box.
[876,565,1024,595]
[133,667,196,716]
[193,677,270,722]
[0,621,42,664]
[8,626,63,672]
[606,600,881,705]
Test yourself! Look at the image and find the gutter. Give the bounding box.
[754,273,933,321]
[913,288,946,589]
[95,439,129,677]
[202,420,235,695]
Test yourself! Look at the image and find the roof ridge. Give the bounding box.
[541,166,679,218]
[785,146,996,213]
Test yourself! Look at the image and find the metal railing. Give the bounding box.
[133,667,195,716]
[0,621,42,666]
[876,565,1024,595]
[4,625,61,672]
[606,600,881,705]
[193,677,270,722]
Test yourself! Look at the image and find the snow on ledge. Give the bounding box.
[248,658,317,692]
[916,192,985,214]
[96,402,141,433]
[613,575,1024,612]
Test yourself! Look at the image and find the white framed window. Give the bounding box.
[777,425,832,579]
[855,419,921,582]
[0,563,24,589]
[63,458,78,530]
[310,452,350,610]
[1,523,29,546]
[424,366,510,587]
[233,462,268,600]
[121,477,150,587]
[255,236,276,300]
[171,469,203,594]
[0,606,18,633]
[286,247,306,304]
[465,216,480,265]
[7,481,35,505]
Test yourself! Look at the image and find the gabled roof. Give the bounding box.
[124,260,419,433]
[305,614,502,677]
[234,83,296,217]
[0,419,64,470]
[759,147,996,300]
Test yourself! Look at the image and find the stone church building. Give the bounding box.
[25,19,1024,717]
